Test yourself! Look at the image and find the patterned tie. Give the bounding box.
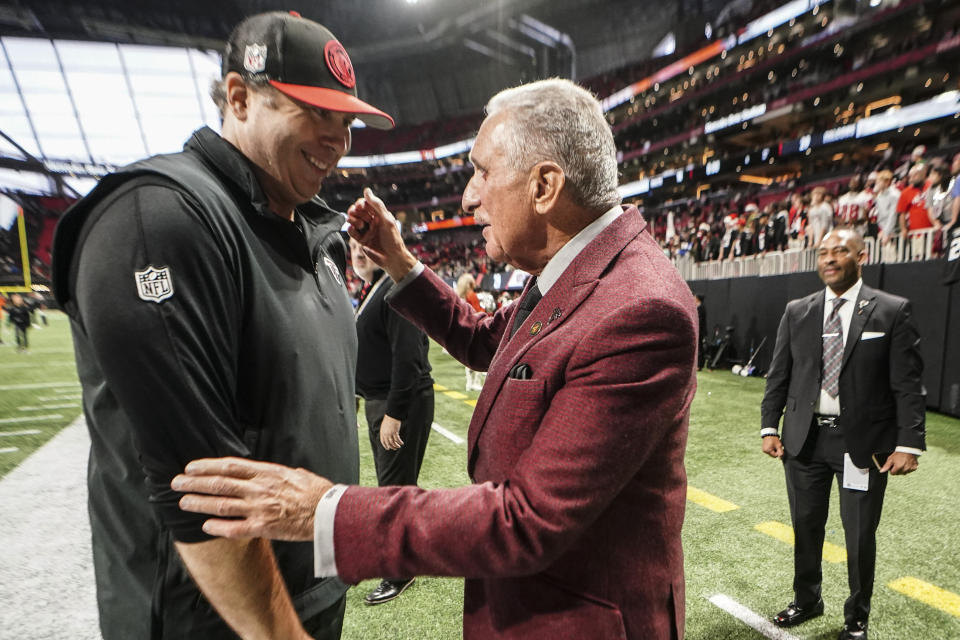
[821,297,846,398]
[510,279,542,338]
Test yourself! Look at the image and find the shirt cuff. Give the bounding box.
[313,484,348,578]
[760,427,780,437]
[391,261,424,291]
[894,446,923,456]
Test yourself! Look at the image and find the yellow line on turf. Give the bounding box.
[888,577,960,617]
[754,521,847,563]
[687,486,739,512]
[433,382,478,408]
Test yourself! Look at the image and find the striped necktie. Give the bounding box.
[821,297,846,398]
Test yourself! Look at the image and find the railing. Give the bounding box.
[675,229,942,281]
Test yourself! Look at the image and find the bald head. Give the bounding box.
[823,228,864,253]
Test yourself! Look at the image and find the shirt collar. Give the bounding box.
[825,278,863,304]
[536,204,623,295]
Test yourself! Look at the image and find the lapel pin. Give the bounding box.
[530,321,543,336]
[858,300,869,315]
[548,307,562,324]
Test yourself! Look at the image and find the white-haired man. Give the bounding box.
[174,78,698,639]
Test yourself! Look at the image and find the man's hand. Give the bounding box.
[171,457,332,541]
[380,415,404,451]
[880,451,919,475]
[762,435,785,458]
[346,188,417,282]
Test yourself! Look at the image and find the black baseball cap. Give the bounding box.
[223,11,394,130]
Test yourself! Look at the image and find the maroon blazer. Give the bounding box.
[333,207,698,639]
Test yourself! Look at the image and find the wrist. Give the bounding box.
[385,251,418,283]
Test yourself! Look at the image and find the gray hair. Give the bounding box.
[484,78,620,213]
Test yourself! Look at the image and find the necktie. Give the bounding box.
[821,297,846,398]
[510,279,542,338]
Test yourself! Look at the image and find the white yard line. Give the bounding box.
[0,415,63,425]
[19,403,81,411]
[431,422,465,445]
[0,447,18,454]
[0,361,75,369]
[708,594,802,640]
[0,430,42,438]
[0,382,79,391]
[38,394,83,401]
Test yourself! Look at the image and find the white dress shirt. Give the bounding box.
[312,204,625,577]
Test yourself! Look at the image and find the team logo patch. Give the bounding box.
[244,44,267,73]
[324,40,355,89]
[135,266,174,303]
[323,256,343,286]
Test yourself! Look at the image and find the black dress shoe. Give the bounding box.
[837,621,868,639]
[364,578,415,605]
[772,600,824,627]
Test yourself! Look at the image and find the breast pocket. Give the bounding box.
[482,378,547,469]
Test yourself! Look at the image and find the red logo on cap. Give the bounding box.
[324,40,355,89]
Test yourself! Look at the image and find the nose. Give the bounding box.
[462,175,480,214]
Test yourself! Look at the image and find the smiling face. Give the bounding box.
[461,111,547,272]
[226,77,353,219]
[817,229,865,294]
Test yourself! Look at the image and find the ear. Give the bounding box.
[530,161,565,216]
[224,72,251,121]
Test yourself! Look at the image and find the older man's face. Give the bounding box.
[461,112,544,272]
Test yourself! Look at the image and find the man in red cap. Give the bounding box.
[51,11,392,640]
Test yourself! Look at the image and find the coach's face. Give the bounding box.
[817,230,865,294]
[224,73,352,220]
[461,112,546,273]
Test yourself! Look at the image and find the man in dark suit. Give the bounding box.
[173,78,697,639]
[761,228,925,640]
[350,236,434,605]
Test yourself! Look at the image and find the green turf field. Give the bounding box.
[1,311,958,639]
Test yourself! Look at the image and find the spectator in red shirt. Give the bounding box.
[897,164,936,234]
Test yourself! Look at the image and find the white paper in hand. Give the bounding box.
[842,453,869,491]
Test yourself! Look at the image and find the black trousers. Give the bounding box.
[15,326,28,348]
[302,595,346,640]
[783,422,888,625]
[364,387,434,487]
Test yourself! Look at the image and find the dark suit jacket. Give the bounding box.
[330,208,697,639]
[761,284,926,468]
[354,271,432,419]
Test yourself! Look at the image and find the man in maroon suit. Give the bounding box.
[173,79,698,640]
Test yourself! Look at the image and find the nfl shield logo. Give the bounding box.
[135,266,174,303]
[244,44,267,73]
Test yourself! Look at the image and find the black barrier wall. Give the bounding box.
[690,260,959,417]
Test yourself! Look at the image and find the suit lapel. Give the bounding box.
[842,286,877,370]
[465,208,645,468]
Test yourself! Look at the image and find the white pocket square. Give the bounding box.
[861,331,885,340]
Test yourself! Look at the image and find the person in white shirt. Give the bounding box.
[806,186,834,248]
[871,170,900,261]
